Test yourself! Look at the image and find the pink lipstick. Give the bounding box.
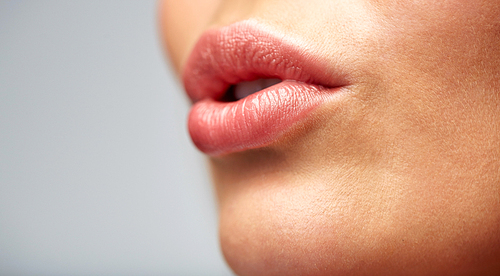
[183,20,347,156]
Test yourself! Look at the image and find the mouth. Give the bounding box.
[182,20,348,156]
[220,78,282,102]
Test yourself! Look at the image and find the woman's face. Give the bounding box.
[160,0,500,275]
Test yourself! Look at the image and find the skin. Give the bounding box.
[159,0,500,275]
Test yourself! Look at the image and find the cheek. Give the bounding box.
[369,0,500,45]
[365,0,500,102]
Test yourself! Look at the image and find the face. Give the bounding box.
[160,1,500,275]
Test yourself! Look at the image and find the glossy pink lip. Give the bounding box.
[183,20,347,156]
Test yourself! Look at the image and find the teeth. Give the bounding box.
[234,78,281,100]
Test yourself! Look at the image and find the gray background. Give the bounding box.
[0,1,233,275]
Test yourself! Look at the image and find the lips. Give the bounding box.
[183,20,347,156]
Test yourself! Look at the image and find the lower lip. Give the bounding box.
[188,80,337,156]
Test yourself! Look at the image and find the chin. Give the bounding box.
[211,146,500,276]
[216,176,500,276]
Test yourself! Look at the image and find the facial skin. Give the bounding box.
[159,1,500,275]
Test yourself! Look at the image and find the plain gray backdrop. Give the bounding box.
[0,1,233,275]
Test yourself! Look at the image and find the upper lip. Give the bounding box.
[182,19,348,103]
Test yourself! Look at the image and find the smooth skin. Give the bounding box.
[159,1,500,275]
